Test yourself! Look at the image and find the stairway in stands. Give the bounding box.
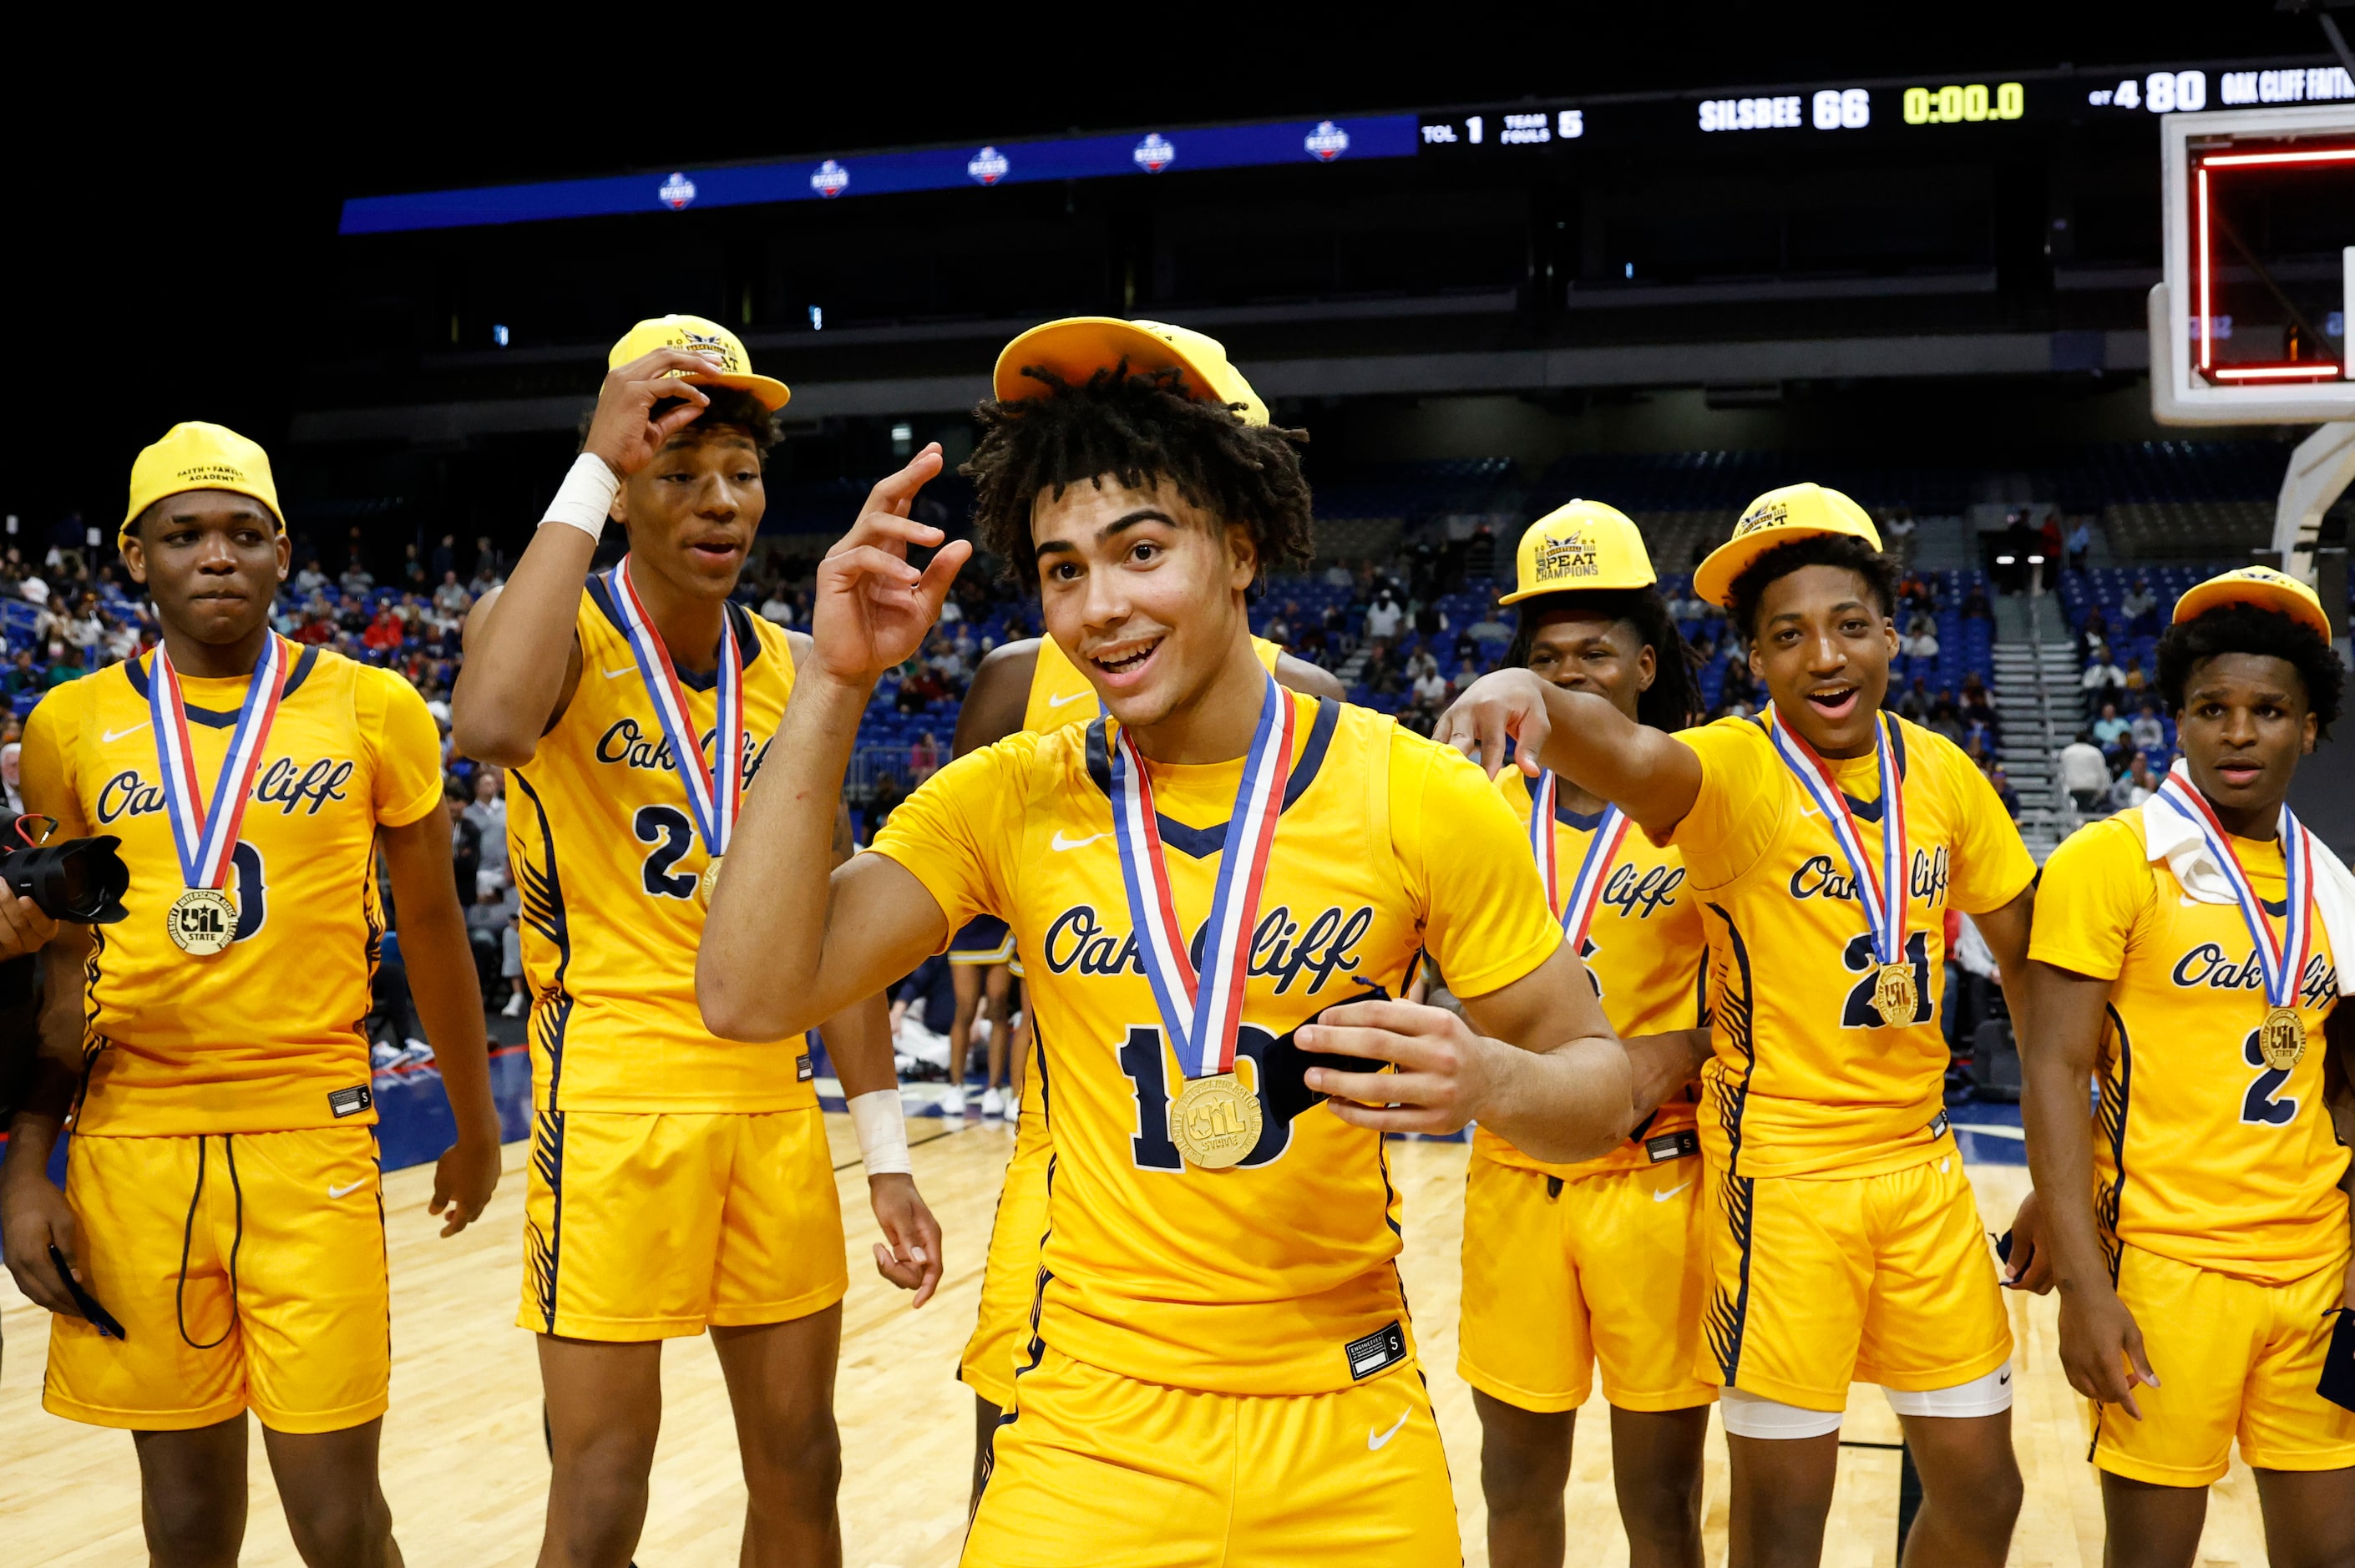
[1991,595,2082,860]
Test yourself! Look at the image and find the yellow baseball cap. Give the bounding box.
[1497,500,1656,604]
[2172,564,2333,642]
[122,422,284,544]
[607,314,790,411]
[1692,482,1883,609]
[992,317,1269,426]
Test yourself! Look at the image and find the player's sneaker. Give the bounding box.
[937,1084,967,1119]
[502,991,528,1018]
[980,1087,1006,1119]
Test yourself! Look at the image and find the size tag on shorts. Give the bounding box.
[796,1053,815,1083]
[1345,1321,1408,1381]
[328,1085,372,1119]
[1645,1130,1700,1163]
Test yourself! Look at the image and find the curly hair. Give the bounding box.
[577,386,782,457]
[2155,601,2343,739]
[1724,534,1899,640]
[961,362,1313,588]
[1505,586,1706,731]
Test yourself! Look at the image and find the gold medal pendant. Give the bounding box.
[1872,961,1917,1029]
[698,857,723,908]
[2259,1005,2307,1071]
[1170,1074,1264,1170]
[166,888,237,957]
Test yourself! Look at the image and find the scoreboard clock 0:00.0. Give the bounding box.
[1903,83,2026,124]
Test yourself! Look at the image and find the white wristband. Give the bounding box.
[847,1088,912,1176]
[541,453,620,539]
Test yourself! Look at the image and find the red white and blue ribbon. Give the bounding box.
[148,634,288,891]
[1765,706,1909,971]
[1109,673,1295,1080]
[608,556,743,861]
[2155,773,2315,1012]
[1528,769,1631,951]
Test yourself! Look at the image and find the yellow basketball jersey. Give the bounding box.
[1021,632,1283,733]
[1476,769,1706,1179]
[870,694,1562,1394]
[508,584,814,1113]
[1663,714,2037,1180]
[2033,812,2347,1285]
[19,647,444,1136]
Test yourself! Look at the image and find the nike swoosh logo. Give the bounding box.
[1654,1181,1691,1203]
[327,1180,368,1199]
[603,665,637,679]
[1051,832,1107,852]
[1368,1411,1410,1450]
[102,723,150,743]
[1046,689,1091,707]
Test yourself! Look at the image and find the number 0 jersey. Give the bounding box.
[2033,812,2347,1285]
[1661,714,2037,1180]
[19,647,444,1136]
[509,584,813,1114]
[1022,632,1284,733]
[1476,769,1706,1180]
[870,694,1563,1394]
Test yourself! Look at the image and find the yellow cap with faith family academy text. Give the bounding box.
[993,318,1269,426]
[1692,481,1882,609]
[122,422,284,544]
[607,315,791,411]
[2171,564,2334,643]
[1498,499,1656,604]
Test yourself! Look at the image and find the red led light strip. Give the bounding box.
[2193,143,2354,386]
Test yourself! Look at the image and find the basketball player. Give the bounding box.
[450,316,942,1568]
[1440,483,2038,1568]
[939,915,1012,1119]
[943,320,1345,1499]
[2012,567,2353,1565]
[0,422,503,1568]
[1460,502,1714,1568]
[699,318,1711,1565]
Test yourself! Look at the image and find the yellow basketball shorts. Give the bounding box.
[960,1105,1052,1409]
[1458,1153,1714,1414]
[965,1346,1458,1568]
[44,1126,389,1434]
[1700,1147,2011,1411]
[519,1107,847,1340]
[2091,1242,2355,1485]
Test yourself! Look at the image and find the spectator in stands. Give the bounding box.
[1365,589,1403,641]
[2081,650,2125,693]
[1362,641,1403,701]
[1466,596,1510,645]
[1322,560,1352,590]
[2109,751,2160,811]
[1925,695,1966,749]
[467,875,516,1003]
[499,907,528,1018]
[464,765,508,889]
[4,650,38,700]
[2065,518,2092,574]
[2128,700,2165,756]
[2059,731,2109,816]
[1990,766,2021,820]
[433,569,470,622]
[295,558,329,597]
[40,643,84,688]
[1959,581,1991,621]
[1902,615,1939,661]
[910,731,940,781]
[1411,662,1448,709]
[1897,675,1934,721]
[867,771,906,840]
[2121,661,2148,696]
[2121,576,2160,637]
[448,779,482,903]
[1,741,19,814]
[2091,700,2131,758]
[1884,509,1917,558]
[432,533,458,579]
[759,582,796,625]
[362,603,405,655]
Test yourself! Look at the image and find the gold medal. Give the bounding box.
[1872,961,1917,1029]
[699,857,723,907]
[1169,1074,1264,1170]
[165,888,237,957]
[2259,1005,2307,1071]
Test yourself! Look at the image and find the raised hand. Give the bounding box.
[1435,668,1553,781]
[813,445,973,685]
[581,347,727,478]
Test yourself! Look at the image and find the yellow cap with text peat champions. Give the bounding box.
[122,422,284,544]
[1498,499,1657,604]
[992,317,1269,426]
[1692,481,1883,608]
[607,314,791,411]
[2171,564,2334,643]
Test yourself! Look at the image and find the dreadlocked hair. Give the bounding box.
[961,362,1313,589]
[1506,586,1707,732]
[2156,601,2343,738]
[576,386,782,457]
[1724,533,1898,640]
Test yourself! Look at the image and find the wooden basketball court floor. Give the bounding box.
[1,1118,2283,1565]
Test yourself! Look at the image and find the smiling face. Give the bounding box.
[1746,564,1897,758]
[1031,475,1257,734]
[1525,606,1654,724]
[122,489,289,645]
[2176,651,2315,827]
[615,422,764,599]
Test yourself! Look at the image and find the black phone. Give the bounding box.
[48,1243,125,1340]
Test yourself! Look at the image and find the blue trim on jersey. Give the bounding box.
[584,577,760,691]
[1701,899,1758,1388]
[124,644,321,726]
[1080,696,1340,859]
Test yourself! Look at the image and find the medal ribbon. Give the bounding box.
[148,634,288,891]
[1765,706,1909,969]
[2155,775,2314,1012]
[1528,770,1631,951]
[608,556,743,859]
[1109,673,1295,1081]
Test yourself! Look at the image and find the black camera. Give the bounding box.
[0,832,129,924]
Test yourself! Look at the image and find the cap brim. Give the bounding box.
[2174,579,2333,642]
[1693,524,1828,608]
[705,372,791,412]
[994,318,1221,406]
[120,484,285,544]
[1497,568,1657,606]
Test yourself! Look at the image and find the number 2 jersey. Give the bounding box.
[2033,811,2347,1285]
[870,693,1564,1394]
[1476,769,1705,1179]
[1660,713,2037,1180]
[19,645,445,1136]
[507,583,813,1114]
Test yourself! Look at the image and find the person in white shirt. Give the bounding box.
[2058,732,2110,814]
[2080,657,2125,693]
[1365,592,1403,640]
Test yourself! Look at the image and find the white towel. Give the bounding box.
[2141,761,2355,997]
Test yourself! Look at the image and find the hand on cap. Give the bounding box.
[812,446,972,687]
[583,348,727,479]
